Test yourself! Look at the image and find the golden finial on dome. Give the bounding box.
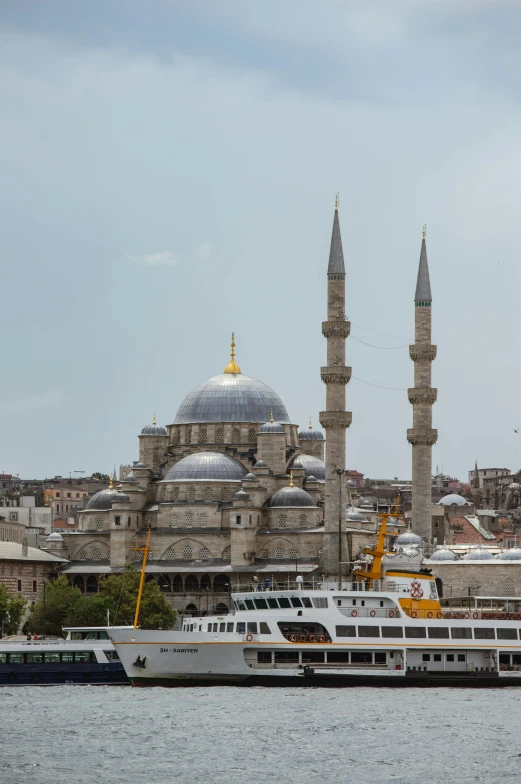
[308,417,313,429]
[289,471,294,487]
[109,473,114,490]
[223,332,242,374]
[152,413,157,425]
[335,193,339,211]
[422,224,426,239]
[270,411,274,423]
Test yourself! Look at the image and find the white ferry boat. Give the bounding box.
[0,626,130,686]
[110,523,521,687]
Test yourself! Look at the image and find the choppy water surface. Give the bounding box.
[1,686,521,784]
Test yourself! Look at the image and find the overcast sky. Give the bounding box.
[1,0,521,481]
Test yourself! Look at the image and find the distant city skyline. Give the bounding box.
[1,1,520,479]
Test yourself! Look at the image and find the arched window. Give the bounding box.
[183,545,193,559]
[164,547,176,559]
[96,517,104,531]
[215,427,224,443]
[199,426,207,443]
[248,427,256,443]
[92,548,102,561]
[200,513,207,527]
[200,547,210,560]
[172,575,183,592]
[185,602,199,615]
[214,575,231,592]
[56,504,60,513]
[222,545,231,560]
[259,548,269,559]
[203,486,212,502]
[186,426,192,443]
[173,486,179,501]
[220,486,230,502]
[79,550,87,561]
[174,429,180,444]
[278,514,287,528]
[275,547,284,559]
[215,602,230,614]
[185,575,198,591]
[171,513,178,527]
[232,427,240,444]
[299,514,307,527]
[316,515,321,526]
[187,486,195,502]
[289,547,299,558]
[186,511,193,527]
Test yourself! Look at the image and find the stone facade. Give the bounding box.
[426,562,521,599]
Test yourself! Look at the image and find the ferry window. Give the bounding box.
[358,626,380,637]
[379,601,384,607]
[302,651,325,663]
[74,652,92,662]
[267,598,279,609]
[352,600,356,606]
[381,626,403,638]
[257,651,272,663]
[498,628,518,640]
[85,632,99,640]
[328,651,351,663]
[422,654,431,662]
[361,601,365,607]
[247,622,258,634]
[499,653,511,666]
[275,651,299,663]
[213,624,219,632]
[104,650,120,661]
[61,652,74,663]
[245,600,255,610]
[312,597,328,609]
[405,627,426,638]
[278,622,331,641]
[428,627,449,639]
[337,600,341,607]
[350,651,372,664]
[236,600,247,611]
[446,654,454,662]
[457,654,465,662]
[301,597,313,608]
[513,655,521,666]
[226,623,234,632]
[8,653,24,664]
[71,632,84,640]
[336,625,356,637]
[290,598,303,608]
[26,653,43,663]
[237,622,246,634]
[254,598,268,610]
[474,628,495,639]
[278,597,291,609]
[219,623,226,632]
[433,654,442,662]
[259,622,271,634]
[375,652,386,664]
[0,653,6,664]
[451,628,472,639]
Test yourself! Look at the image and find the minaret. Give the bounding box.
[319,197,352,579]
[407,226,437,540]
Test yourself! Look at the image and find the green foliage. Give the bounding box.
[0,585,26,636]
[91,472,109,481]
[27,567,176,635]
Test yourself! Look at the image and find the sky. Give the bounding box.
[1,0,521,481]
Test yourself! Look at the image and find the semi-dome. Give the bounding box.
[163,451,248,482]
[254,459,267,468]
[141,415,167,436]
[498,547,521,561]
[346,479,356,488]
[429,548,457,562]
[306,475,318,483]
[346,506,369,523]
[259,417,285,434]
[270,485,315,508]
[438,493,471,506]
[123,472,136,483]
[86,485,130,510]
[46,532,63,542]
[298,420,324,442]
[232,489,251,502]
[244,472,257,481]
[463,548,494,561]
[290,454,325,481]
[394,531,422,547]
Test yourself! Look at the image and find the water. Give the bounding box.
[1,686,520,784]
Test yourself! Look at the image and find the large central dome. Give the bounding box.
[174,373,290,425]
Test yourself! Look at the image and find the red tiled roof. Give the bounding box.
[449,516,498,544]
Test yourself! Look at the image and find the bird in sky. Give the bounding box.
[514,428,519,434]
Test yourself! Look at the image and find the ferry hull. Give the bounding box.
[0,663,128,686]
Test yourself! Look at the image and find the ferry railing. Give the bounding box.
[339,608,401,619]
[401,608,521,620]
[233,580,386,593]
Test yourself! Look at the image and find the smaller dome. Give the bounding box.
[401,546,421,557]
[232,489,251,502]
[291,459,304,469]
[132,461,147,469]
[359,498,373,507]
[463,548,494,561]
[164,451,248,482]
[498,547,521,561]
[270,485,315,508]
[394,531,422,547]
[259,418,284,433]
[141,418,167,436]
[47,532,63,542]
[290,454,325,481]
[244,472,257,481]
[123,472,136,483]
[429,548,457,562]
[298,420,324,441]
[346,479,356,488]
[306,475,318,483]
[346,506,369,523]
[438,493,472,506]
[255,459,267,468]
[86,486,129,510]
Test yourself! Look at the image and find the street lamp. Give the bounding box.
[335,466,344,590]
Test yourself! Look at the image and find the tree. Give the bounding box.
[91,472,109,481]
[27,575,82,636]
[98,565,176,629]
[0,585,26,636]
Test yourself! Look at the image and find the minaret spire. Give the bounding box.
[223,332,242,374]
[407,227,437,540]
[319,198,352,581]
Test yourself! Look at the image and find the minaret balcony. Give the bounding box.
[407,428,438,446]
[322,320,350,339]
[320,366,352,385]
[409,344,437,361]
[319,411,352,430]
[408,388,438,405]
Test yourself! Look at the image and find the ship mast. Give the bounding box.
[132,527,152,629]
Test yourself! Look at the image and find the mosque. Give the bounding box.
[44,202,433,616]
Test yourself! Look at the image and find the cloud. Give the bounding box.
[0,389,66,413]
[197,242,212,259]
[143,251,179,266]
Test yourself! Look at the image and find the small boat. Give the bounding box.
[0,626,130,686]
[109,522,521,687]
